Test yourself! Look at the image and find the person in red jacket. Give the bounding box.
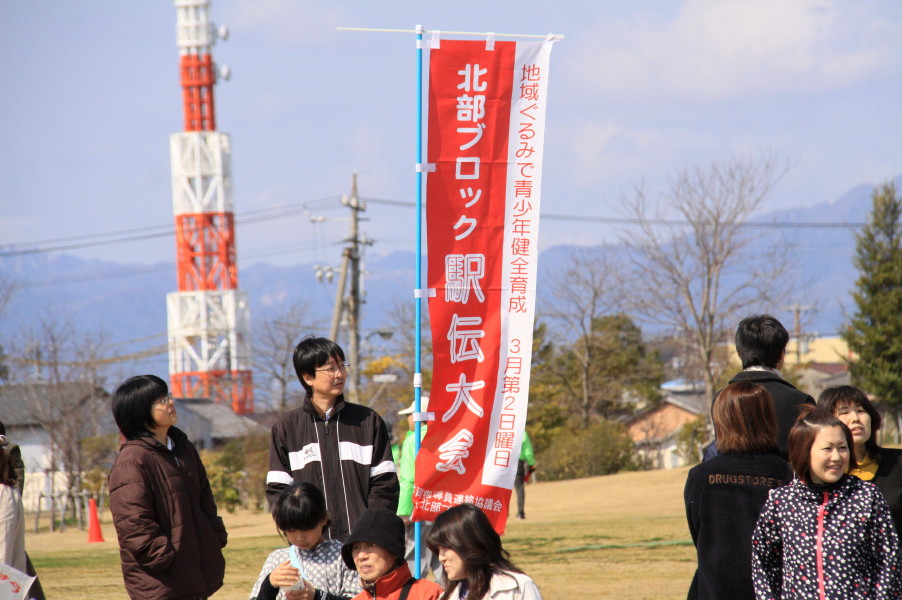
[341,509,442,600]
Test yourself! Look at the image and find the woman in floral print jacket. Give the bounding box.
[751,406,902,600]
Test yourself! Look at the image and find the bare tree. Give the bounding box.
[8,315,110,520]
[356,298,430,432]
[0,276,14,315]
[252,302,315,413]
[380,297,431,389]
[542,247,625,425]
[620,154,793,400]
[0,276,16,382]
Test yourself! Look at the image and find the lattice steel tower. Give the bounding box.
[167,0,253,413]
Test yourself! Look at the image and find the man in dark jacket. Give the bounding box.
[707,315,815,459]
[266,337,399,541]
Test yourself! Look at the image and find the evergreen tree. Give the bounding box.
[844,182,902,425]
[525,321,569,453]
[552,313,663,425]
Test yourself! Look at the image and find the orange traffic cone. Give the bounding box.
[87,497,104,543]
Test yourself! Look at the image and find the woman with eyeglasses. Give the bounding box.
[109,375,228,600]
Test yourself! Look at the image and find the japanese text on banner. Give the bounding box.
[415,38,554,533]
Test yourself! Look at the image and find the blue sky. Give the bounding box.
[1,0,900,268]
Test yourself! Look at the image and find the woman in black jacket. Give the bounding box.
[684,381,792,600]
[818,384,902,536]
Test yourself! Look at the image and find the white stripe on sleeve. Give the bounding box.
[266,470,294,485]
[338,441,374,465]
[371,460,397,477]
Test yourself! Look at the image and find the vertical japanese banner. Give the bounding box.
[413,38,554,533]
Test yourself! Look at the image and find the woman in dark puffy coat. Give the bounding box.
[751,406,902,600]
[109,375,227,600]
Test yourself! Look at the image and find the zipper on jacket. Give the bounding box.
[816,491,828,600]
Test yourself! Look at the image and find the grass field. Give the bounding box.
[27,467,697,599]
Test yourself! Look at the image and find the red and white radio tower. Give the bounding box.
[167,0,253,413]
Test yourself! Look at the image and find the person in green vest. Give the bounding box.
[514,431,536,520]
[396,395,442,580]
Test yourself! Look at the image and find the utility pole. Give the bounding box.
[785,303,814,364]
[328,172,370,403]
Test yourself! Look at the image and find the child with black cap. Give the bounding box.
[341,509,442,600]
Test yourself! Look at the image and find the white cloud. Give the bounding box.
[571,0,900,101]
[567,121,656,184]
[562,117,722,189]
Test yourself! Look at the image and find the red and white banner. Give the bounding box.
[413,38,554,532]
[0,563,35,600]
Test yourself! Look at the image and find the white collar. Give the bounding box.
[487,571,522,594]
[743,365,784,378]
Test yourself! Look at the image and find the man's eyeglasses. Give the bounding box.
[153,393,174,407]
[315,362,350,375]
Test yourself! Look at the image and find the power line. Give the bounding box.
[0,194,868,258]
[20,263,172,290]
[365,197,869,228]
[0,195,344,258]
[2,223,174,248]
[7,329,173,368]
[540,213,866,228]
[16,241,334,290]
[8,342,170,367]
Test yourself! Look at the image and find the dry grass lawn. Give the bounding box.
[27,467,697,599]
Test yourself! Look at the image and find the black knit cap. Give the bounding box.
[341,508,406,570]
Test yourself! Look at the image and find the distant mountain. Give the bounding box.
[0,248,426,378]
[758,176,900,337]
[1,177,898,380]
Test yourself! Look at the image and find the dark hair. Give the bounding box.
[713,382,778,454]
[735,315,789,369]
[817,385,882,460]
[112,375,168,440]
[273,482,330,533]
[292,337,346,397]
[427,504,522,600]
[788,405,856,482]
[0,446,17,488]
[341,508,407,571]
